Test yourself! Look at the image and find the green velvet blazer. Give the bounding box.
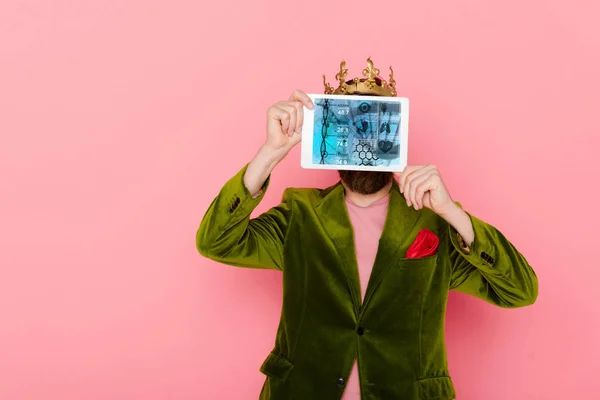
[196,164,538,400]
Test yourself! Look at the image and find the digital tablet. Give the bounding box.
[301,94,409,172]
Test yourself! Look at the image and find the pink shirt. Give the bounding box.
[341,192,390,400]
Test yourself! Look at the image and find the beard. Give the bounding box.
[338,170,393,195]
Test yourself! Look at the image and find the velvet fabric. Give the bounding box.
[196,164,538,400]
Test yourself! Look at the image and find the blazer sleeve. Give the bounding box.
[447,202,539,308]
[196,163,292,271]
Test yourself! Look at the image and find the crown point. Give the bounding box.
[325,58,397,97]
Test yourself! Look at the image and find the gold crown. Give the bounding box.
[323,57,397,97]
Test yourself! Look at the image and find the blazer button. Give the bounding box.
[356,327,365,335]
[337,377,345,386]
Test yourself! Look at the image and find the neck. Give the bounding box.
[342,180,393,207]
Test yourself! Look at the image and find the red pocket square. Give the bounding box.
[405,228,439,259]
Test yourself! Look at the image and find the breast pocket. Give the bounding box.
[399,254,438,265]
[386,255,439,306]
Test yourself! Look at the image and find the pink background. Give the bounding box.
[1,0,599,399]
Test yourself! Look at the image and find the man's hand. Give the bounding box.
[394,165,474,246]
[264,89,314,159]
[243,90,314,196]
[394,165,454,214]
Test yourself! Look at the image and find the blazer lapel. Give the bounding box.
[361,179,421,312]
[315,179,422,317]
[315,182,362,317]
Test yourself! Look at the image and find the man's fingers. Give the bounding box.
[399,165,437,194]
[289,101,304,134]
[268,106,291,135]
[283,104,297,136]
[397,165,422,193]
[279,100,304,134]
[413,174,437,209]
[405,171,429,207]
[402,166,438,208]
[290,128,302,146]
[289,89,314,110]
[275,103,298,135]
[422,191,432,209]
[265,92,311,148]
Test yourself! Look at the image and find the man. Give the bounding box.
[196,58,538,400]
